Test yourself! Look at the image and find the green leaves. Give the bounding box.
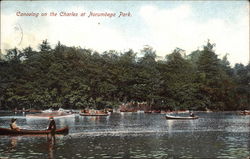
[0,40,249,111]
[39,39,51,52]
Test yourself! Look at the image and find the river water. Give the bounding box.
[0,112,249,158]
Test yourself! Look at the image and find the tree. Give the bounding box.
[160,48,199,110]
[0,39,247,111]
[23,46,36,59]
[5,48,23,63]
[39,39,51,52]
[233,63,250,110]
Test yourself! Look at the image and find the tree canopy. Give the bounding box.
[0,40,249,111]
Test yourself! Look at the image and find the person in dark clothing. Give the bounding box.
[47,117,56,135]
[190,112,195,117]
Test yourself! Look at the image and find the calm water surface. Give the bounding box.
[0,112,249,158]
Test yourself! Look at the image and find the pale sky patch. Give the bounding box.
[1,1,249,65]
[139,4,249,64]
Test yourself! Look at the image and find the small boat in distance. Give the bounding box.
[239,110,250,115]
[42,108,54,113]
[26,112,75,119]
[144,110,152,113]
[80,109,109,116]
[58,108,74,113]
[0,126,69,135]
[79,113,109,116]
[166,114,199,120]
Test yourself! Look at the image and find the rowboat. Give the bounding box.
[0,126,69,135]
[239,110,250,115]
[166,115,199,120]
[26,112,75,119]
[79,113,109,116]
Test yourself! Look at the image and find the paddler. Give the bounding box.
[47,117,56,135]
[190,112,195,117]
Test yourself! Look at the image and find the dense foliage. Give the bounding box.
[0,40,249,111]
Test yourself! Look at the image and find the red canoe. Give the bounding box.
[0,126,69,135]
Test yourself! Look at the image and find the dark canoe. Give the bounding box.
[79,113,109,116]
[0,126,69,135]
[152,110,161,113]
[166,115,199,120]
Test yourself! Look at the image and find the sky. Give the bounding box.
[1,1,249,65]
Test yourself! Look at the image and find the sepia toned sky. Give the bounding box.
[1,1,249,65]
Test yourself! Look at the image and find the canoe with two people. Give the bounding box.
[0,117,68,135]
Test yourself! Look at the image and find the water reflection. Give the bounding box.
[0,112,249,158]
[25,116,75,131]
[166,120,174,135]
[47,135,56,159]
[7,136,18,152]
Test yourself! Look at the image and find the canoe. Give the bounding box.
[239,110,250,115]
[166,115,199,120]
[26,113,75,119]
[79,113,109,116]
[152,110,161,113]
[0,127,69,135]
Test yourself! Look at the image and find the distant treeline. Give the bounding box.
[0,40,249,111]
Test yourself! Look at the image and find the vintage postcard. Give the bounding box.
[0,1,249,158]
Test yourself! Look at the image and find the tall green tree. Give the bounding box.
[0,39,248,111]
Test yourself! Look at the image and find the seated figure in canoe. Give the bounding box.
[190,112,195,117]
[10,118,20,131]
